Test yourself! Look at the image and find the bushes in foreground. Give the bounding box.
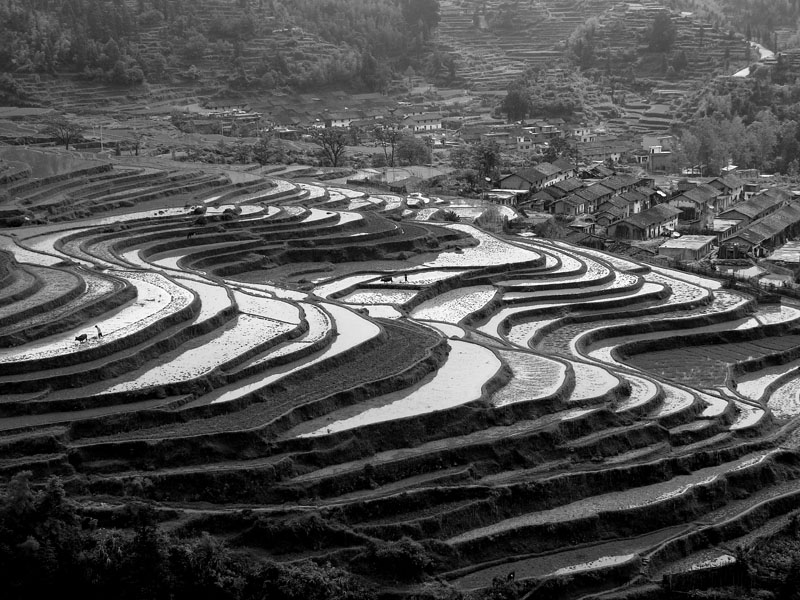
[0,472,375,600]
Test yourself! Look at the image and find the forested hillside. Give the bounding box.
[672,0,800,49]
[0,0,444,92]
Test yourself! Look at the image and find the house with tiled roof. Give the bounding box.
[525,189,557,211]
[545,177,584,200]
[499,168,547,191]
[552,157,577,178]
[719,204,800,258]
[608,204,682,240]
[705,174,744,211]
[598,174,641,194]
[717,188,788,225]
[323,111,361,128]
[595,195,629,227]
[404,112,442,132]
[618,189,647,215]
[666,185,722,228]
[636,185,663,210]
[571,183,614,214]
[580,163,615,179]
[552,194,586,216]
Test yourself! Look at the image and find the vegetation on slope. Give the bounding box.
[0,0,448,92]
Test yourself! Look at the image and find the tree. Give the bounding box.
[396,132,430,165]
[129,131,145,156]
[501,88,530,122]
[567,18,599,69]
[253,132,285,165]
[672,50,688,73]
[401,0,440,41]
[374,120,403,167]
[475,140,502,182]
[744,110,779,170]
[310,128,348,167]
[543,136,576,163]
[41,116,83,149]
[259,560,372,600]
[648,12,677,52]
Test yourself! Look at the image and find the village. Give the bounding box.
[8,1,800,598]
[188,94,800,292]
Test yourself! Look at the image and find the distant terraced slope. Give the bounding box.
[437,0,611,90]
[2,156,800,598]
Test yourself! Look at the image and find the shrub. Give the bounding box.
[138,9,164,27]
[356,537,431,582]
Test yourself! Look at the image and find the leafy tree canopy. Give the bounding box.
[648,12,677,53]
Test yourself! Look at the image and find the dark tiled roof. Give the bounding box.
[600,174,640,191]
[552,157,575,172]
[724,204,800,245]
[719,193,783,220]
[622,204,682,229]
[534,162,561,177]
[501,168,546,184]
[552,177,584,193]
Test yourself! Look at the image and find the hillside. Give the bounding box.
[0,0,446,109]
[2,148,800,597]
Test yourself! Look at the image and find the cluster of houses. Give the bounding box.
[314,108,445,133]
[496,161,800,262]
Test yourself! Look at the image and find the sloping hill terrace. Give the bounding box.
[437,0,611,91]
[3,152,800,597]
[590,2,752,134]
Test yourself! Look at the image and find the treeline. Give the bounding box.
[499,69,587,121]
[675,74,800,174]
[0,0,145,84]
[0,0,447,92]
[1,471,524,600]
[672,0,800,48]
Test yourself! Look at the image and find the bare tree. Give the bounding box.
[41,116,84,150]
[310,127,348,167]
[130,131,145,156]
[374,120,403,167]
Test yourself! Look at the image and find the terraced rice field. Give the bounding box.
[3,156,800,598]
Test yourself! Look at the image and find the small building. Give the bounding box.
[499,168,547,191]
[571,125,596,143]
[608,204,682,240]
[767,240,800,265]
[547,176,583,198]
[404,112,442,132]
[580,163,615,179]
[712,218,743,240]
[717,189,787,225]
[642,134,675,152]
[552,194,586,216]
[524,189,556,211]
[718,203,800,258]
[666,185,721,228]
[598,174,642,195]
[533,161,567,186]
[705,174,744,211]
[570,183,614,214]
[552,157,577,178]
[647,146,672,173]
[658,235,717,262]
[323,111,360,128]
[576,139,630,163]
[595,196,628,227]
